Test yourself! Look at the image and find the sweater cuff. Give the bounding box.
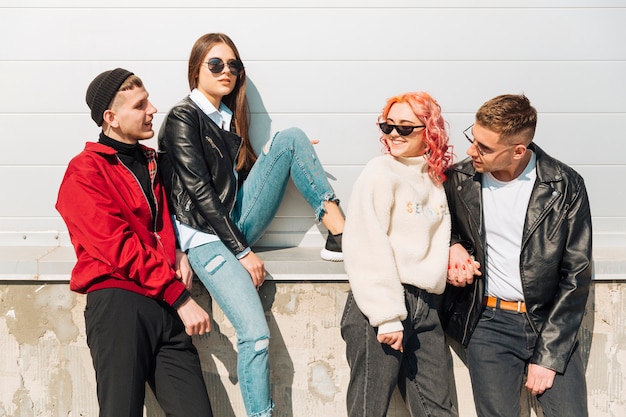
[377,320,404,335]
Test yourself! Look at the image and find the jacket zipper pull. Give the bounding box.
[206,136,224,158]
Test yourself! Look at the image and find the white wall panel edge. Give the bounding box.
[3,1,624,9]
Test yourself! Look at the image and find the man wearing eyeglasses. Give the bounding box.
[442,94,592,417]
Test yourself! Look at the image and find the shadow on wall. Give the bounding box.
[262,281,296,417]
[145,281,295,417]
[245,77,323,248]
[246,78,273,156]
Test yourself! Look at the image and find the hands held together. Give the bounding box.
[447,243,482,287]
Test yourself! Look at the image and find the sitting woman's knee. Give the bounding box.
[264,127,309,154]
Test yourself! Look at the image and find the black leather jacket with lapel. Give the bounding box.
[157,97,249,256]
[441,143,592,373]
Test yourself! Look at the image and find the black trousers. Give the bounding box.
[341,288,457,417]
[85,288,213,417]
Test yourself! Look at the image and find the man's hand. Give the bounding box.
[526,364,556,396]
[175,250,194,290]
[377,331,403,352]
[447,243,482,287]
[176,298,211,336]
[239,251,266,289]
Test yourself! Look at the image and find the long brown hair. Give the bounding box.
[188,33,256,172]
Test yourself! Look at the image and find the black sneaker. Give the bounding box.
[320,233,343,262]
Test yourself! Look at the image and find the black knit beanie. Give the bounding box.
[85,68,134,126]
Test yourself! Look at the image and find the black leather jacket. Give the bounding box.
[157,97,249,256]
[441,144,592,373]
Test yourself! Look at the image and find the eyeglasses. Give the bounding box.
[206,58,244,77]
[463,124,488,156]
[464,124,523,157]
[379,122,426,136]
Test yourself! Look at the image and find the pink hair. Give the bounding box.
[379,92,453,184]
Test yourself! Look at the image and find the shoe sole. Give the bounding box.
[320,249,344,262]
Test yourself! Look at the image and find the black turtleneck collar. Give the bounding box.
[98,132,156,218]
[98,132,139,156]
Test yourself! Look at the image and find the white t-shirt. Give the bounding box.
[482,151,536,301]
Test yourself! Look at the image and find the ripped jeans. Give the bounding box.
[187,127,339,417]
[233,126,339,243]
[188,241,272,417]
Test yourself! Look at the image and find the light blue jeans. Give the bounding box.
[188,127,338,417]
[234,127,339,242]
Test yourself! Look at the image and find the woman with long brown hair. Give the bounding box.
[158,33,345,417]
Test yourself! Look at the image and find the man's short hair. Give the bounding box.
[476,94,537,145]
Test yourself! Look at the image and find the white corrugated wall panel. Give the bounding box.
[0,1,623,247]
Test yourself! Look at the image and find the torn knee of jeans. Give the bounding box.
[203,255,226,274]
[254,337,270,352]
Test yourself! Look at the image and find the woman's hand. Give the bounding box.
[239,251,266,289]
[377,331,404,352]
[447,243,481,287]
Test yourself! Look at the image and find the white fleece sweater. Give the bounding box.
[343,155,451,333]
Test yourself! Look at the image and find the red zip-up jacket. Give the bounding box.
[56,142,186,306]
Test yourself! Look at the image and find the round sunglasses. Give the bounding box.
[206,57,244,77]
[379,122,426,136]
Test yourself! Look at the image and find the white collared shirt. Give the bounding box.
[189,88,233,130]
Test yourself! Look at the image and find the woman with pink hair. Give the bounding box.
[340,92,458,417]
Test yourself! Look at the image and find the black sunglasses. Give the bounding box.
[379,122,426,136]
[206,57,244,77]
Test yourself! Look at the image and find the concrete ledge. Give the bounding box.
[590,246,626,280]
[0,245,347,281]
[0,246,66,280]
[1,245,625,281]
[255,247,346,280]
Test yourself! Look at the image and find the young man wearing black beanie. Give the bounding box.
[56,68,214,417]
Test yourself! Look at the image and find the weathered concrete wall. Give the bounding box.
[585,284,626,416]
[0,281,624,417]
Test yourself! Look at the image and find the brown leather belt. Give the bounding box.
[484,296,526,313]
